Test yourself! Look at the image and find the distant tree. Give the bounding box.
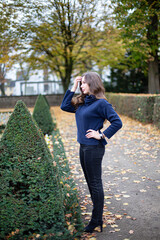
[104,51,148,93]
[18,61,32,95]
[104,66,148,93]
[73,24,126,76]
[0,64,7,96]
[110,0,160,93]
[1,0,128,92]
[0,1,19,95]
[11,0,101,92]
[0,2,10,95]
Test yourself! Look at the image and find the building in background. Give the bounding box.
[3,69,64,96]
[2,64,110,96]
[4,79,15,96]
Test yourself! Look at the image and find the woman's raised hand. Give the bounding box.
[71,76,82,92]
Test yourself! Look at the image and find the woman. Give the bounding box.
[61,72,122,233]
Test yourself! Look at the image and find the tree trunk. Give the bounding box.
[0,83,5,96]
[148,59,160,94]
[147,0,159,93]
[61,58,73,93]
[61,74,72,93]
[62,79,69,93]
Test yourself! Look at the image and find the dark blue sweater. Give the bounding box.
[61,90,122,145]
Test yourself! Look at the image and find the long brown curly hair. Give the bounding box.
[71,72,107,108]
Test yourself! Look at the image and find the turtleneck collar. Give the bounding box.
[84,94,97,105]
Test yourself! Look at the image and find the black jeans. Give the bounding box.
[80,141,105,223]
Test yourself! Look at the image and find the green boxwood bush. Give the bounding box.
[153,96,160,128]
[33,95,54,135]
[134,96,155,122]
[0,124,6,134]
[52,128,83,238]
[106,93,158,124]
[0,100,69,239]
[43,95,50,108]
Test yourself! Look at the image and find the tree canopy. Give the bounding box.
[110,0,160,93]
[2,0,126,92]
[1,0,159,93]
[11,0,104,91]
[0,1,15,95]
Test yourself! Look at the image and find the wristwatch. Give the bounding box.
[99,133,105,139]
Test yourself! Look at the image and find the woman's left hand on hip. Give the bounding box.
[85,129,101,140]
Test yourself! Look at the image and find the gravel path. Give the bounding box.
[52,106,160,240]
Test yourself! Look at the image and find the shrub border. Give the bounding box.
[51,126,83,239]
[106,93,160,128]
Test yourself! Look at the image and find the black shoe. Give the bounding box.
[84,220,103,233]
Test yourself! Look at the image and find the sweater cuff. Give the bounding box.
[102,132,109,141]
[66,89,75,97]
[103,129,113,139]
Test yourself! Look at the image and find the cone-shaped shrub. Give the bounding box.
[0,101,69,239]
[43,95,50,108]
[33,95,53,135]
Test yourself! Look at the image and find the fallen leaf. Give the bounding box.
[68,224,75,233]
[111,224,118,228]
[115,194,120,198]
[65,213,72,218]
[53,161,56,166]
[116,198,121,201]
[106,219,115,225]
[115,228,120,232]
[81,212,92,216]
[123,195,130,198]
[104,211,112,215]
[104,196,112,199]
[133,180,140,183]
[140,189,147,192]
[115,214,122,220]
[129,230,134,234]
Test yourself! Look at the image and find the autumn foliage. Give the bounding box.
[33,94,54,135]
[0,101,82,239]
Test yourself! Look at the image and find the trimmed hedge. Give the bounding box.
[0,101,68,239]
[153,96,160,129]
[33,95,54,135]
[52,128,83,238]
[106,93,160,127]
